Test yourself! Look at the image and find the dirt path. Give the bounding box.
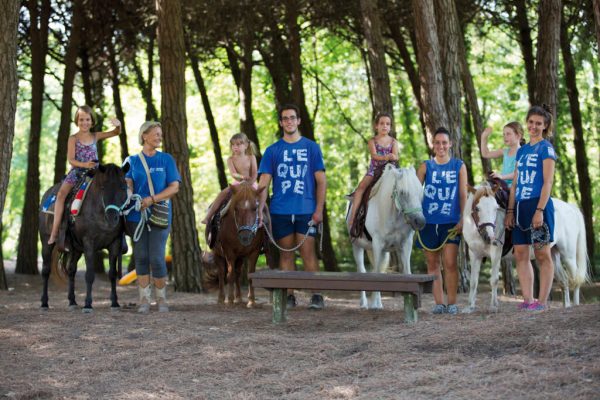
[1,263,599,399]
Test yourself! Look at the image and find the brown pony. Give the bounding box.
[210,183,270,307]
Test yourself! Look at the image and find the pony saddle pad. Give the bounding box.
[347,168,387,240]
[41,176,93,217]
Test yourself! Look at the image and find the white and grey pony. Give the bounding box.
[347,164,426,309]
[463,183,590,312]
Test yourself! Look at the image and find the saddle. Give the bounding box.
[205,191,233,250]
[348,164,391,240]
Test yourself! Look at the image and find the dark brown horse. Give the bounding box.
[39,163,129,312]
[210,183,271,307]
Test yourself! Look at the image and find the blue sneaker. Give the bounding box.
[432,304,446,314]
[446,304,459,315]
[527,301,547,311]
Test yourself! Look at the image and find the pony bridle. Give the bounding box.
[391,181,422,220]
[471,201,501,245]
[233,203,259,243]
[102,189,132,217]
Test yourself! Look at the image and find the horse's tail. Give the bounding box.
[573,207,591,287]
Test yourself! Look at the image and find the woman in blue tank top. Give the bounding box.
[505,105,556,312]
[416,127,467,315]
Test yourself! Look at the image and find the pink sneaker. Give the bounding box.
[527,301,547,311]
[517,301,530,310]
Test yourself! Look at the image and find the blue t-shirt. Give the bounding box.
[258,137,325,215]
[125,151,181,224]
[515,140,556,201]
[422,158,463,224]
[501,148,517,187]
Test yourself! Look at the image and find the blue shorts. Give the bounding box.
[512,198,554,245]
[415,223,461,250]
[271,214,317,241]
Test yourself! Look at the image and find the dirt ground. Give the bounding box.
[1,261,599,400]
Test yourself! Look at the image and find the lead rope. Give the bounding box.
[263,220,323,253]
[121,194,150,242]
[415,227,460,252]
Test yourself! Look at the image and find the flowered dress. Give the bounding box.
[64,134,98,185]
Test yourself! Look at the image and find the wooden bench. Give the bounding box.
[248,270,436,324]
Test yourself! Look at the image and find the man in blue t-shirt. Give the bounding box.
[258,104,327,310]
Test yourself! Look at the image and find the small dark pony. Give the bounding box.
[209,182,272,307]
[39,163,130,312]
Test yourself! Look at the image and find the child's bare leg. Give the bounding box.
[348,176,373,228]
[202,187,231,224]
[48,183,73,244]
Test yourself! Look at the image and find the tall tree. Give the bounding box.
[53,0,84,183]
[434,0,462,156]
[593,0,600,63]
[534,0,562,126]
[16,0,51,275]
[411,0,449,144]
[0,0,21,289]
[514,0,536,104]
[560,13,595,260]
[107,35,129,161]
[360,0,394,122]
[156,0,203,292]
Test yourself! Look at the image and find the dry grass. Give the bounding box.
[1,262,599,399]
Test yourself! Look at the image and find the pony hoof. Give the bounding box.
[40,306,49,312]
[247,301,256,309]
[110,306,121,312]
[82,307,93,314]
[233,298,242,305]
[68,305,78,311]
[461,307,474,314]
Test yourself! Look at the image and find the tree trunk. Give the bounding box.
[592,0,600,64]
[560,16,595,262]
[462,102,475,186]
[156,0,203,292]
[411,0,449,145]
[188,51,228,190]
[360,0,394,123]
[16,0,51,275]
[0,0,21,288]
[53,0,84,183]
[108,37,129,161]
[514,0,536,104]
[238,36,260,156]
[534,0,561,129]
[434,0,462,156]
[386,21,428,149]
[456,18,492,175]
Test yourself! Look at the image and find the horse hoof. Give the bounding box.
[233,298,242,305]
[247,301,256,309]
[110,306,120,312]
[461,307,474,314]
[82,307,93,314]
[40,306,49,312]
[68,305,78,311]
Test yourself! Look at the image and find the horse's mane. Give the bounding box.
[96,164,123,180]
[472,184,495,206]
[230,183,258,206]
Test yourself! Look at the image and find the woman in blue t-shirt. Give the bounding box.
[505,105,556,311]
[125,121,181,314]
[416,127,467,315]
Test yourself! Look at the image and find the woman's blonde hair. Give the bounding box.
[230,133,258,156]
[138,121,162,146]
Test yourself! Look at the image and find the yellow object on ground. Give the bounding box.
[118,270,138,285]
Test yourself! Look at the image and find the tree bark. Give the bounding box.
[360,0,394,123]
[411,0,449,145]
[534,0,561,130]
[16,0,51,275]
[592,0,600,64]
[156,0,203,292]
[434,0,462,156]
[560,16,595,261]
[188,51,228,190]
[514,0,536,104]
[108,37,129,161]
[0,0,21,288]
[53,0,84,183]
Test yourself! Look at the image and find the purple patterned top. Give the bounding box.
[366,139,396,176]
[64,134,98,185]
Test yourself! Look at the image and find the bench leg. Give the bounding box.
[272,288,287,324]
[403,293,418,324]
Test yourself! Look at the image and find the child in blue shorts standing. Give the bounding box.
[416,127,467,315]
[505,105,556,311]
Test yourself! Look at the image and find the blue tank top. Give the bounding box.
[501,148,516,187]
[422,158,463,224]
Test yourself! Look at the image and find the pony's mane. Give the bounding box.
[231,183,258,206]
[473,185,494,205]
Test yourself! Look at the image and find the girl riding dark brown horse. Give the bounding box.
[209,182,271,307]
[39,163,129,312]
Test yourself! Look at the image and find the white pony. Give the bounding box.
[463,183,589,312]
[347,164,426,309]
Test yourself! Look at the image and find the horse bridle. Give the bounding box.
[233,203,259,236]
[391,181,422,221]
